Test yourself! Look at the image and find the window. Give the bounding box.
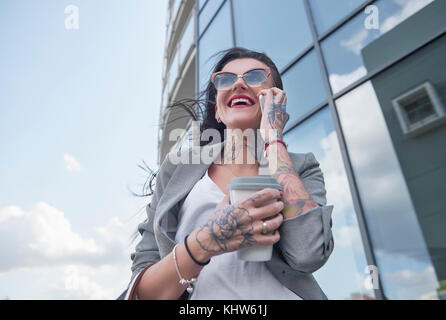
[392,82,446,137]
[198,0,232,93]
[233,0,313,72]
[336,80,441,299]
[198,0,207,11]
[162,85,169,109]
[198,0,224,36]
[179,12,195,68]
[321,0,438,94]
[285,107,373,300]
[309,0,367,35]
[281,50,326,131]
[168,45,180,94]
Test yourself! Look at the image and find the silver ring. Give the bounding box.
[262,221,269,235]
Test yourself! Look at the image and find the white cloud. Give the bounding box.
[0,202,138,299]
[48,265,123,299]
[384,266,437,287]
[329,66,367,94]
[382,265,440,299]
[334,225,362,250]
[0,202,101,272]
[419,290,440,300]
[96,217,131,247]
[0,205,23,223]
[63,153,81,172]
[0,202,135,271]
[340,29,369,55]
[318,131,354,214]
[351,265,440,300]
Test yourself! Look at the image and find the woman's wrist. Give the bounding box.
[184,234,210,266]
[187,228,215,263]
[264,132,283,145]
[265,138,287,158]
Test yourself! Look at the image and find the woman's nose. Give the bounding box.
[232,75,248,89]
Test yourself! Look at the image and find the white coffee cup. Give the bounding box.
[227,176,281,262]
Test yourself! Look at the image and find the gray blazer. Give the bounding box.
[118,141,334,300]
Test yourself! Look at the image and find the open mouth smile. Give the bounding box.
[227,95,256,108]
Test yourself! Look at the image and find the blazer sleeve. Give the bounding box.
[117,153,177,300]
[277,152,335,274]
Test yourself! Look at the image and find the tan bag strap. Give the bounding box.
[128,263,156,300]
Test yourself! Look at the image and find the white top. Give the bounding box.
[174,169,302,300]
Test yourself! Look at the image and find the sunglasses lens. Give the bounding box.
[213,69,268,90]
[214,73,236,90]
[244,69,268,87]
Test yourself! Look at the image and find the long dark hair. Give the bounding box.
[129,47,283,240]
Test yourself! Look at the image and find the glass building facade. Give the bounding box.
[160,0,446,300]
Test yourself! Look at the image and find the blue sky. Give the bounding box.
[0,0,167,299]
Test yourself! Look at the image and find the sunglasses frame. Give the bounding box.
[210,67,271,90]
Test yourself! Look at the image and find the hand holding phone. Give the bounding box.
[257,88,290,143]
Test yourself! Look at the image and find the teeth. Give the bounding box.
[230,98,253,107]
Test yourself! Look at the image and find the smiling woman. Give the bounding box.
[120,47,334,300]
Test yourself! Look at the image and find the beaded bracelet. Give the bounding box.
[172,244,197,294]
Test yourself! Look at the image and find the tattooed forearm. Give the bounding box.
[278,174,318,217]
[267,143,318,218]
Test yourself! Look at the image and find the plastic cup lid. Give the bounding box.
[226,176,281,191]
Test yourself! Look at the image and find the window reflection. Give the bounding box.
[168,46,180,94]
[233,0,313,72]
[336,65,443,299]
[282,50,326,131]
[179,13,195,67]
[309,0,366,35]
[285,107,373,300]
[198,0,224,36]
[321,0,439,94]
[198,0,232,92]
[162,86,169,110]
[166,6,172,43]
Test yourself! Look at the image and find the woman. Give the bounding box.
[119,47,334,300]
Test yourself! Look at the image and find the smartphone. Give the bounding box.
[259,94,264,113]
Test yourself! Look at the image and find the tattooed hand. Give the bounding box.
[195,188,284,257]
[257,87,290,143]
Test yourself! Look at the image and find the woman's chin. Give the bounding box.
[225,120,260,131]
